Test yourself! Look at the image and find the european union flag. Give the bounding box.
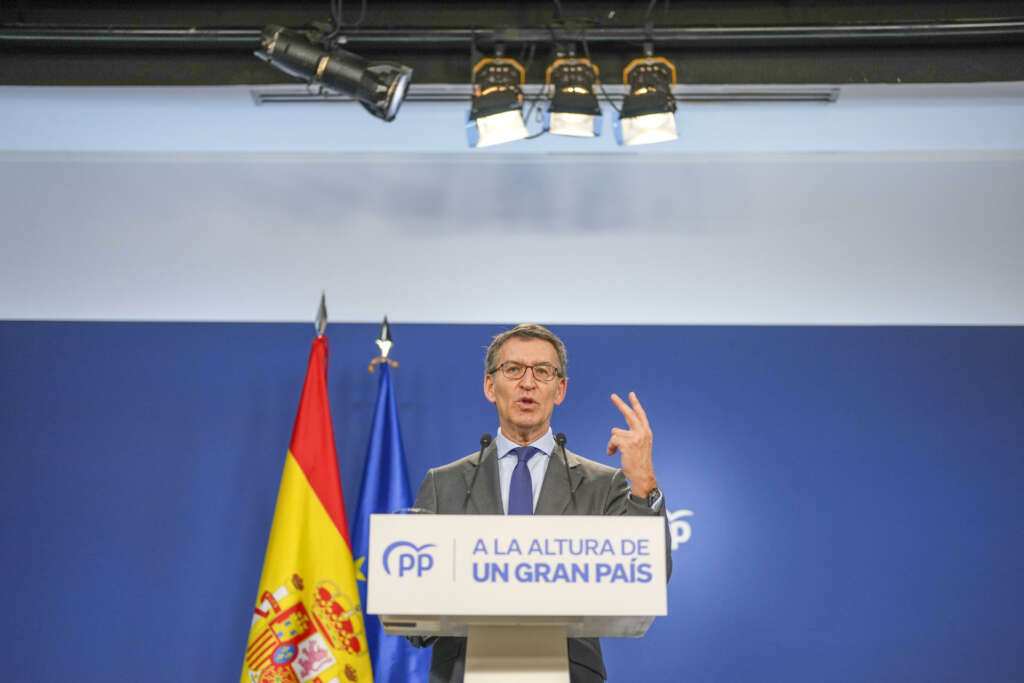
[352,361,429,683]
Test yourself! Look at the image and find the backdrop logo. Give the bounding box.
[382,541,436,577]
[668,508,693,550]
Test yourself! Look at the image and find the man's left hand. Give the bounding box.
[607,391,658,497]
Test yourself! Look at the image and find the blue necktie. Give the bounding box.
[508,446,538,515]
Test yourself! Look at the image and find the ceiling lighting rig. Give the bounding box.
[250,0,686,140]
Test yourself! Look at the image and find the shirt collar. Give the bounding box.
[495,428,554,459]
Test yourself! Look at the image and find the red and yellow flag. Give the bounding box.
[241,336,373,683]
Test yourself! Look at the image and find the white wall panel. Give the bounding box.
[2,82,1022,323]
[2,153,1021,323]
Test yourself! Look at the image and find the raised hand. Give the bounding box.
[607,391,658,497]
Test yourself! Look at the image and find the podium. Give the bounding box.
[367,514,668,682]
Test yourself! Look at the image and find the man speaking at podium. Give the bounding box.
[411,323,670,683]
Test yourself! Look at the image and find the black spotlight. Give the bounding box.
[467,57,529,147]
[255,26,412,122]
[615,56,678,146]
[545,57,602,137]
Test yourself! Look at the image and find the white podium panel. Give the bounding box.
[367,514,667,638]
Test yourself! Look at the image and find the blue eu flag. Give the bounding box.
[352,362,429,683]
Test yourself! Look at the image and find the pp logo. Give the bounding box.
[382,541,437,578]
[668,508,694,550]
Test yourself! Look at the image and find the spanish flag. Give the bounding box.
[241,336,373,683]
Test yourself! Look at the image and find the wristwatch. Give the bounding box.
[630,487,663,511]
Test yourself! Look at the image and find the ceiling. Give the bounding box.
[3,1,1024,86]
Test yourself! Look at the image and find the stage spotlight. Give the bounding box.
[544,57,602,137]
[467,57,529,148]
[255,25,412,122]
[615,56,678,146]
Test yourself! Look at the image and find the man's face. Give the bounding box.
[484,337,567,445]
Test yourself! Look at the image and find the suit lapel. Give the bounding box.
[464,442,503,514]
[535,448,584,515]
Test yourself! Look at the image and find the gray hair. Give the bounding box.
[485,323,568,377]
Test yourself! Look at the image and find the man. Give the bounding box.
[411,323,669,683]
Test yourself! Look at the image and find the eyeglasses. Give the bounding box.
[492,361,561,382]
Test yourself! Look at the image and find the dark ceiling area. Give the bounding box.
[2,1,1024,86]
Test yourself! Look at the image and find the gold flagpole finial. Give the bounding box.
[368,315,399,372]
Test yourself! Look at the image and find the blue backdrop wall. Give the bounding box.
[1,322,1022,682]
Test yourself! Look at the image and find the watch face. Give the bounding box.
[647,488,662,506]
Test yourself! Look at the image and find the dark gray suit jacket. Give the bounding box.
[410,442,672,683]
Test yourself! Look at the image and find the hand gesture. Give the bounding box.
[607,392,658,497]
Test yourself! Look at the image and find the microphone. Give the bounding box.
[555,432,576,513]
[462,433,492,512]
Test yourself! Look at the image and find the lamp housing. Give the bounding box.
[615,56,679,146]
[544,57,602,137]
[467,57,529,147]
[255,25,412,122]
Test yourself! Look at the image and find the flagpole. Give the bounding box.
[239,292,373,683]
[354,317,430,683]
